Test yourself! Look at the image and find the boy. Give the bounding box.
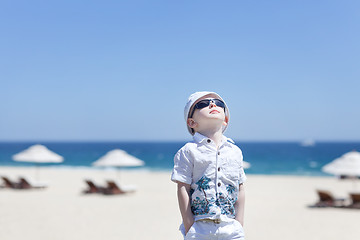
[171,91,246,240]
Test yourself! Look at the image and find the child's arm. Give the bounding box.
[177,181,194,234]
[235,183,245,226]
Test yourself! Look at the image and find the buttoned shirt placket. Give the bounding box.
[209,139,223,210]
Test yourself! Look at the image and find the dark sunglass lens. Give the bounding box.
[195,100,211,109]
[215,100,225,108]
[214,99,225,108]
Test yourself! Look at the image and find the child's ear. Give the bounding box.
[187,118,197,128]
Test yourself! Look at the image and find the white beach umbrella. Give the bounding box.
[12,144,64,180]
[13,144,64,163]
[322,151,360,189]
[93,149,145,167]
[322,151,360,177]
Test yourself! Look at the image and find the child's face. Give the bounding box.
[188,94,228,133]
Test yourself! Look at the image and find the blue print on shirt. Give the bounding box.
[195,175,211,192]
[191,196,216,215]
[217,192,236,215]
[226,184,236,194]
[191,176,214,215]
[191,176,237,217]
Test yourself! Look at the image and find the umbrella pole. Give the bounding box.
[35,163,39,181]
[117,169,122,184]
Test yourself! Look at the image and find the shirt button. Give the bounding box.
[218,167,220,171]
[218,183,221,187]
[207,139,211,143]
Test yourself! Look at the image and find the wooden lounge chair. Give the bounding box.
[311,190,345,208]
[83,180,106,194]
[346,193,360,209]
[1,176,22,189]
[18,177,47,189]
[103,180,137,195]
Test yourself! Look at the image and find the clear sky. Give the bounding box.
[1,0,359,142]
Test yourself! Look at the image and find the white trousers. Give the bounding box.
[180,219,245,240]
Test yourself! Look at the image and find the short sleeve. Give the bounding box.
[171,148,193,184]
[237,147,247,184]
[239,165,247,184]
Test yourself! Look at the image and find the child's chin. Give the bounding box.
[204,118,225,126]
[207,115,225,121]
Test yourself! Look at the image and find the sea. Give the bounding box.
[1,141,360,176]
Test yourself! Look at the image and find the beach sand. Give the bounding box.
[0,167,359,240]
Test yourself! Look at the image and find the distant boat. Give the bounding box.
[301,139,316,147]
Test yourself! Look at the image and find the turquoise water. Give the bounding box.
[1,141,359,176]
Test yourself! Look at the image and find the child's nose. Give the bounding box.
[209,101,216,108]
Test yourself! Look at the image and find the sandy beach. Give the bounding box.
[0,167,359,240]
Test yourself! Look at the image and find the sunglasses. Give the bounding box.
[189,99,225,118]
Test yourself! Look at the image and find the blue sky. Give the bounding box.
[0,0,359,142]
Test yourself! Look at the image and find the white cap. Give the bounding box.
[184,91,230,135]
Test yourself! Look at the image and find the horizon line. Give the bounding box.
[0,139,360,143]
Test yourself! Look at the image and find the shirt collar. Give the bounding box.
[193,132,235,146]
[193,132,209,144]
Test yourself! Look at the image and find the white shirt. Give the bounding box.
[171,132,247,221]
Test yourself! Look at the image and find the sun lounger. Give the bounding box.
[1,176,22,189]
[346,193,360,209]
[310,190,346,208]
[103,180,137,195]
[18,177,48,189]
[83,179,106,194]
